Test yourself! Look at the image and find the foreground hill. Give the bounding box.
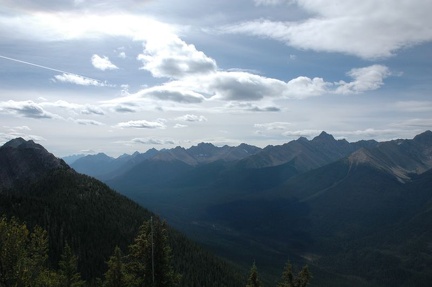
[0,138,243,286]
[104,130,432,286]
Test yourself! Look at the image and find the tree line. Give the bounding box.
[0,215,311,287]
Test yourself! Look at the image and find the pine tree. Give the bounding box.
[0,216,54,287]
[278,261,294,287]
[294,265,311,287]
[58,243,85,287]
[104,246,129,287]
[246,262,261,287]
[278,260,311,287]
[127,217,180,287]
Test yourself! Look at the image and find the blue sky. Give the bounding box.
[0,0,431,157]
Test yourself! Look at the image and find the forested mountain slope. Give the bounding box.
[0,138,244,286]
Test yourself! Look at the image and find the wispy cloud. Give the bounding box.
[129,138,175,145]
[72,119,105,126]
[0,100,59,119]
[53,73,113,87]
[223,0,432,59]
[175,114,207,122]
[115,119,167,129]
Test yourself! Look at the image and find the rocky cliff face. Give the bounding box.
[0,138,68,190]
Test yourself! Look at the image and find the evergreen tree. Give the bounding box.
[0,216,53,287]
[58,243,85,287]
[127,217,180,287]
[278,261,294,287]
[293,265,311,287]
[246,262,261,287]
[104,246,129,287]
[278,261,311,287]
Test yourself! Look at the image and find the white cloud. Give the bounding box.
[115,119,167,129]
[394,101,432,112]
[173,124,188,129]
[175,114,207,122]
[73,119,105,126]
[254,0,293,6]
[91,54,118,71]
[0,100,59,119]
[130,138,175,145]
[137,36,217,79]
[223,0,432,59]
[226,102,281,112]
[46,100,105,115]
[53,73,112,87]
[335,65,390,94]
[254,122,292,130]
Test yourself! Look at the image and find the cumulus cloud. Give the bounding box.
[0,100,58,119]
[175,114,207,122]
[223,0,432,59]
[137,36,217,79]
[53,73,112,87]
[144,86,205,103]
[91,54,118,71]
[115,119,166,129]
[335,65,390,94]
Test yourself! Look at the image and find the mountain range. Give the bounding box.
[1,131,431,286]
[69,130,432,286]
[0,138,244,286]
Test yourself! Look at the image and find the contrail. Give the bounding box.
[0,54,68,74]
[0,54,112,87]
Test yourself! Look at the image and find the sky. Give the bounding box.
[0,0,431,157]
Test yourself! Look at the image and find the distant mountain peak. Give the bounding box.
[312,131,336,142]
[0,138,68,190]
[3,137,27,148]
[414,130,432,145]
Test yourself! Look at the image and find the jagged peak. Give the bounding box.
[312,131,336,142]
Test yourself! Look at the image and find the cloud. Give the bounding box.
[282,129,322,138]
[0,13,177,43]
[46,100,105,115]
[222,0,432,59]
[144,86,206,103]
[1,0,152,13]
[394,101,432,112]
[335,65,390,94]
[73,119,105,126]
[0,100,58,119]
[173,124,188,129]
[175,114,207,122]
[130,138,175,145]
[91,54,118,71]
[254,122,293,130]
[53,73,112,87]
[115,119,167,129]
[254,0,293,5]
[226,102,281,112]
[137,36,217,79]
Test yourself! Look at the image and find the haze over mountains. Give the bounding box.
[0,138,244,286]
[70,130,432,286]
[1,131,431,286]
